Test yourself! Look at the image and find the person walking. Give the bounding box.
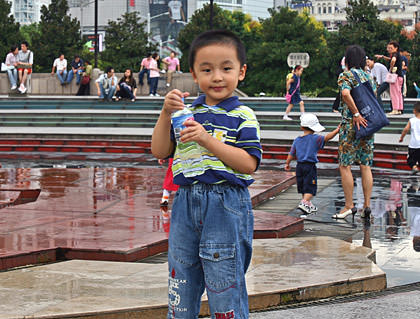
[334,45,374,220]
[366,57,388,110]
[399,102,420,173]
[375,41,404,115]
[283,65,305,121]
[285,113,340,215]
[148,53,160,97]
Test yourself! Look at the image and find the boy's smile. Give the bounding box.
[191,44,246,106]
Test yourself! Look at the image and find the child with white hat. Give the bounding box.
[285,113,340,215]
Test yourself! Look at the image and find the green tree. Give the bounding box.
[101,11,154,72]
[244,8,329,96]
[20,23,41,47]
[30,0,83,72]
[0,0,22,61]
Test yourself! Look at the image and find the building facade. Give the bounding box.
[11,0,51,25]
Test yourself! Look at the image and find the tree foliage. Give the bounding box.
[244,8,329,96]
[0,0,22,61]
[101,11,155,73]
[30,0,83,72]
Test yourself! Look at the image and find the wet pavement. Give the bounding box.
[257,171,420,287]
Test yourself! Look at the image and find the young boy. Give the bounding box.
[285,113,339,214]
[151,30,262,319]
[399,102,420,172]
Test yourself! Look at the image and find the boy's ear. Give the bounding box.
[190,68,198,83]
[239,64,247,81]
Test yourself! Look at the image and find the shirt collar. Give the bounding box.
[191,95,242,111]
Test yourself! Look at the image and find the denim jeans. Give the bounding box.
[67,69,83,84]
[99,83,116,100]
[57,70,68,84]
[116,85,134,99]
[376,82,389,110]
[168,183,253,319]
[149,77,159,95]
[139,68,150,85]
[7,69,17,87]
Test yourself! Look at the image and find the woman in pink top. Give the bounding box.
[149,53,160,96]
[163,51,180,87]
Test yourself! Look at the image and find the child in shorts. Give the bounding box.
[151,30,262,319]
[285,113,340,214]
[399,102,420,173]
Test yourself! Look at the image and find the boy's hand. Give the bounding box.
[399,136,404,143]
[285,163,291,171]
[180,120,210,146]
[158,159,165,165]
[163,89,189,115]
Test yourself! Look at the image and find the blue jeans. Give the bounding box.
[7,69,17,87]
[149,77,159,95]
[67,69,83,84]
[99,83,116,100]
[116,85,134,99]
[168,183,253,319]
[376,82,389,110]
[139,68,150,85]
[57,70,68,84]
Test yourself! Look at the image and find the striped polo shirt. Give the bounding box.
[171,95,262,187]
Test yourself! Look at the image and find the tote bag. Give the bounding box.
[385,72,397,84]
[350,70,389,139]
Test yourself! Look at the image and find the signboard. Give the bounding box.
[84,33,104,52]
[287,53,310,68]
[149,0,187,56]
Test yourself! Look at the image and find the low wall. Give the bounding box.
[0,70,199,96]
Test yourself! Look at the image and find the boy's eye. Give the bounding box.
[202,69,211,73]
[224,67,232,71]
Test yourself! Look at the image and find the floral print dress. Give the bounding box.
[337,68,376,167]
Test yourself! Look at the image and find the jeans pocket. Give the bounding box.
[199,243,236,292]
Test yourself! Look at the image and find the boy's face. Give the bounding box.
[190,44,246,106]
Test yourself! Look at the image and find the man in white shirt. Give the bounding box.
[95,66,117,101]
[51,54,68,85]
[167,0,186,41]
[366,57,389,109]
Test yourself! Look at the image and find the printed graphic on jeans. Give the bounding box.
[168,268,187,315]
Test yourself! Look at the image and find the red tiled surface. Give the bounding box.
[0,167,299,270]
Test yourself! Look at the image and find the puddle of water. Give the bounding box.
[316,173,420,287]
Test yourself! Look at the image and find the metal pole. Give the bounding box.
[209,0,214,29]
[147,12,150,45]
[94,0,98,68]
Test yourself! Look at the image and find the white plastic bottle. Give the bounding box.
[171,106,205,177]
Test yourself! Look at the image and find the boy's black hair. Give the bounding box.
[10,45,18,52]
[345,45,366,70]
[21,41,29,48]
[74,55,80,59]
[152,52,159,59]
[188,29,246,70]
[301,126,314,133]
[146,52,152,57]
[105,66,113,74]
[414,101,420,113]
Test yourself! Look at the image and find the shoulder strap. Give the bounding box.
[350,70,362,85]
[290,77,300,96]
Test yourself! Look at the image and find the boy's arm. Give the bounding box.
[151,89,187,159]
[324,125,340,143]
[181,121,258,174]
[285,154,295,171]
[399,121,411,143]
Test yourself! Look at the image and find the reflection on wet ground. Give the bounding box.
[295,172,420,287]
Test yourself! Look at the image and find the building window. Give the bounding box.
[323,7,326,13]
[318,7,321,14]
[328,6,332,13]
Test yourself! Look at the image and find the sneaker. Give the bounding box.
[18,84,25,93]
[154,93,160,97]
[149,93,154,97]
[283,115,293,121]
[309,203,318,213]
[19,85,27,94]
[131,98,135,102]
[10,85,17,90]
[166,83,170,87]
[298,201,311,214]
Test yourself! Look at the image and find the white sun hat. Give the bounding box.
[300,113,325,132]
